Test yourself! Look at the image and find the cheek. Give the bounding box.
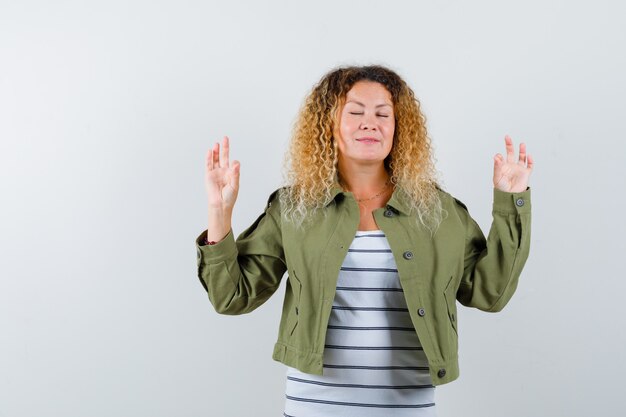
[338,120,358,145]
[385,136,394,152]
[333,121,348,152]
[384,121,395,140]
[340,117,357,134]
[384,123,395,152]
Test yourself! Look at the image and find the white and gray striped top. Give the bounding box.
[284,231,436,417]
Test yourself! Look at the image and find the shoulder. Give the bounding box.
[264,186,292,221]
[434,186,473,227]
[265,187,286,210]
[435,185,468,211]
[265,187,283,206]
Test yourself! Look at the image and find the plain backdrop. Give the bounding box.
[1,1,625,416]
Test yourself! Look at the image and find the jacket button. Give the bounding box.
[417,308,426,317]
[437,369,446,378]
[515,198,525,207]
[403,251,414,260]
[384,209,394,217]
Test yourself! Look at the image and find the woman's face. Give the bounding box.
[334,80,395,167]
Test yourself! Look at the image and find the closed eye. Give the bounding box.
[348,112,364,115]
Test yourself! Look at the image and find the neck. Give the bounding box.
[337,160,390,197]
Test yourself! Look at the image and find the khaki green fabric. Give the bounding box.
[195,187,531,386]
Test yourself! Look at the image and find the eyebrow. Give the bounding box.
[345,100,393,108]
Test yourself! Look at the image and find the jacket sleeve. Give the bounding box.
[456,188,531,312]
[195,190,287,315]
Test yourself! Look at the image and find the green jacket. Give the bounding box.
[195,186,531,386]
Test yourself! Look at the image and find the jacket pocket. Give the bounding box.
[443,275,458,335]
[288,271,302,336]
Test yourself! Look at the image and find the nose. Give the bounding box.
[359,113,377,131]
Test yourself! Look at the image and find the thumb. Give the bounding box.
[493,153,504,167]
[231,160,241,188]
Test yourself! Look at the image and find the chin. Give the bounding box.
[355,156,387,164]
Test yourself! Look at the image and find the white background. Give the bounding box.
[1,1,625,416]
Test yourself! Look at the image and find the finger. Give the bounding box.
[221,136,230,168]
[212,142,220,168]
[504,135,515,163]
[206,147,213,171]
[527,154,534,171]
[231,160,240,185]
[494,153,504,167]
[518,142,527,164]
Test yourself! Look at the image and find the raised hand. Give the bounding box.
[205,136,240,242]
[205,136,240,210]
[493,135,534,193]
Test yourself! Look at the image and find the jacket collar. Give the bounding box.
[328,184,411,215]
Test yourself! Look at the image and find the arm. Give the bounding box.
[196,136,287,315]
[196,190,287,315]
[456,188,531,312]
[456,135,534,312]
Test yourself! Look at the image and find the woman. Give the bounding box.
[196,65,533,416]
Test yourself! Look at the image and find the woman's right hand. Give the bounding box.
[205,136,240,210]
[205,136,240,241]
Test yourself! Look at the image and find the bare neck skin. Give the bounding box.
[338,159,393,231]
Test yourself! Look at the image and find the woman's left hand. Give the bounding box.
[493,135,534,193]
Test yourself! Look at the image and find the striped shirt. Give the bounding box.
[284,231,436,417]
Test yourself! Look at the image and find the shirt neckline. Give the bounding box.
[355,229,384,235]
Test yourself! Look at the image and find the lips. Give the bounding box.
[355,137,380,143]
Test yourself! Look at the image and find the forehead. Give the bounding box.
[345,81,393,105]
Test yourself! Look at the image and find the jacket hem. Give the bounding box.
[272,342,324,376]
[426,356,460,386]
[272,341,460,386]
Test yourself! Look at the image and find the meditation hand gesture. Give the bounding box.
[205,136,240,242]
[493,135,534,193]
[205,136,240,211]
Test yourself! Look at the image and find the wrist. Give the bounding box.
[206,216,231,243]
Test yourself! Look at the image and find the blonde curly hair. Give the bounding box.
[281,65,443,231]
